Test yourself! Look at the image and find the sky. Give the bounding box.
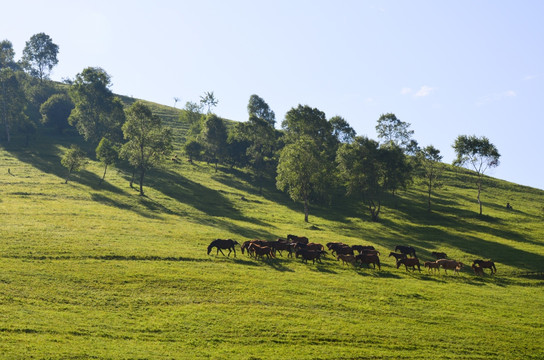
[3,0,544,190]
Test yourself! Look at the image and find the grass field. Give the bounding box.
[0,106,543,359]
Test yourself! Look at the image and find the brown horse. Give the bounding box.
[395,245,417,257]
[472,259,496,274]
[295,249,325,264]
[431,251,447,259]
[396,257,421,272]
[351,245,375,254]
[287,234,309,244]
[355,253,381,270]
[472,264,484,276]
[388,252,407,261]
[424,261,440,273]
[207,239,239,257]
[337,254,356,266]
[249,243,275,260]
[436,259,463,274]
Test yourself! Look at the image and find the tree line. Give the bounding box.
[1,33,501,221]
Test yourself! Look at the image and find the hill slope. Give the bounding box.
[0,102,543,359]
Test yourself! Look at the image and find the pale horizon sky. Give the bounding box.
[3,1,544,191]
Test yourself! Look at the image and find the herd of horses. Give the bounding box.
[206,236,497,276]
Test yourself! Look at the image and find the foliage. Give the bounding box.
[183,139,203,162]
[40,93,74,134]
[376,112,415,151]
[276,135,325,222]
[120,101,173,195]
[21,33,59,81]
[329,115,356,144]
[416,145,444,211]
[198,113,227,172]
[95,137,119,185]
[60,144,86,183]
[199,91,218,114]
[180,101,203,138]
[0,68,27,142]
[68,67,125,143]
[247,94,275,127]
[0,40,17,70]
[453,135,500,215]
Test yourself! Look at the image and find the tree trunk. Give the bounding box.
[303,195,309,223]
[130,168,136,188]
[139,168,145,196]
[100,164,108,185]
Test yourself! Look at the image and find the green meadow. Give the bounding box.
[0,103,543,359]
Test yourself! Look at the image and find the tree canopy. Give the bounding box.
[21,33,59,81]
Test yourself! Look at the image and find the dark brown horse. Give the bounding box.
[295,249,325,264]
[431,251,447,259]
[287,234,309,244]
[207,239,239,257]
[355,253,381,270]
[396,257,421,272]
[351,245,376,254]
[472,259,497,274]
[395,245,416,257]
[389,252,407,261]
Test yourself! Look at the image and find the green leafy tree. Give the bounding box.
[120,101,173,196]
[337,136,385,222]
[376,113,415,151]
[416,145,444,212]
[0,68,27,142]
[180,101,204,139]
[21,33,59,82]
[248,94,276,127]
[183,139,203,162]
[200,91,218,114]
[40,93,74,134]
[61,145,86,184]
[68,67,125,143]
[199,113,227,172]
[330,115,356,144]
[453,135,500,215]
[0,40,17,70]
[380,142,413,195]
[96,137,119,185]
[18,117,37,147]
[276,136,324,222]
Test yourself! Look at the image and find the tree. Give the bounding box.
[0,40,17,70]
[21,33,59,82]
[330,115,356,144]
[248,94,275,127]
[173,97,180,108]
[40,93,74,134]
[61,145,86,184]
[0,68,27,142]
[375,113,415,151]
[120,101,173,196]
[380,142,413,196]
[199,113,227,172]
[452,135,500,215]
[276,136,324,222]
[68,67,125,143]
[200,91,218,114]
[336,136,384,221]
[183,139,203,162]
[180,101,204,138]
[417,145,444,212]
[96,137,119,185]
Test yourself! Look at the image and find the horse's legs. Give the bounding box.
[218,248,226,256]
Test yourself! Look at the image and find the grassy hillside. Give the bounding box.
[0,102,543,359]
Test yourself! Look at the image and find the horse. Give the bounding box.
[287,234,309,244]
[207,239,239,257]
[249,243,275,260]
[436,259,463,274]
[388,252,407,261]
[295,249,325,264]
[329,243,353,256]
[351,245,375,254]
[431,251,447,259]
[396,257,421,272]
[326,242,346,250]
[395,245,416,257]
[472,259,496,274]
[337,254,356,266]
[472,264,484,276]
[424,261,440,273]
[268,240,294,257]
[355,253,381,270]
[295,242,324,252]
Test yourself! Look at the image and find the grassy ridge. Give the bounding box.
[0,103,543,359]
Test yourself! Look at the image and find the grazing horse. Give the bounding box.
[337,254,356,266]
[472,259,497,274]
[424,261,440,273]
[396,257,421,272]
[249,243,275,260]
[389,252,407,261]
[287,234,309,244]
[395,245,416,257]
[207,239,239,257]
[295,249,325,264]
[355,253,381,270]
[326,242,346,250]
[431,251,447,259]
[472,264,484,276]
[351,245,375,254]
[436,259,463,274]
[268,240,294,257]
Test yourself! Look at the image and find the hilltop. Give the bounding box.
[0,100,543,359]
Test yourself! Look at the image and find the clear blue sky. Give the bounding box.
[4,1,544,190]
